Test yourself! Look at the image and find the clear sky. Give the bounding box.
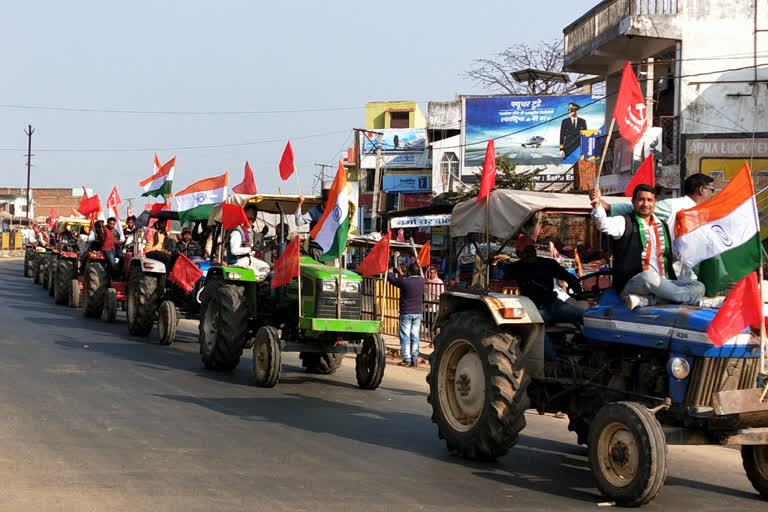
[0,0,592,212]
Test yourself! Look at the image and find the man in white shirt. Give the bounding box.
[590,184,721,310]
[227,205,270,282]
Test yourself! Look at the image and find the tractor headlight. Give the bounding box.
[226,272,242,280]
[344,281,360,293]
[667,357,690,379]
[321,280,336,293]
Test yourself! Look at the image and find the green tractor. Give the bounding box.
[199,194,385,389]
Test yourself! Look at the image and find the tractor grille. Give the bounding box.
[684,357,760,408]
[315,291,362,320]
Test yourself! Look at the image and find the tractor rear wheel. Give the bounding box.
[24,250,34,277]
[743,445,768,499]
[300,351,344,374]
[103,288,118,323]
[54,260,74,305]
[199,284,248,371]
[32,256,41,284]
[356,333,385,390]
[427,311,530,460]
[41,260,50,289]
[252,326,281,387]
[83,261,107,318]
[157,300,177,345]
[127,272,160,336]
[588,401,668,507]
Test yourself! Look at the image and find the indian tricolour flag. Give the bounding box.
[140,154,176,198]
[674,163,761,292]
[175,172,229,224]
[310,161,349,262]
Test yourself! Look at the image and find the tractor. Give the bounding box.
[427,189,768,506]
[198,194,385,389]
[125,209,209,344]
[49,218,91,307]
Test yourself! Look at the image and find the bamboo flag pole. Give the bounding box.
[337,251,343,320]
[759,265,766,377]
[297,236,302,319]
[595,117,617,188]
[484,193,490,291]
[295,170,303,196]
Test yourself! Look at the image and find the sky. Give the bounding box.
[0,0,593,212]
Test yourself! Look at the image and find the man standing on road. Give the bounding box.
[388,262,425,367]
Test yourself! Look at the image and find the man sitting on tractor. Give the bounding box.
[227,205,270,281]
[505,235,583,325]
[100,217,122,271]
[144,218,174,272]
[590,184,723,310]
[175,227,202,258]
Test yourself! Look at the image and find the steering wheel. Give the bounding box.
[566,270,612,301]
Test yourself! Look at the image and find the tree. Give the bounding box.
[446,156,541,204]
[463,40,588,96]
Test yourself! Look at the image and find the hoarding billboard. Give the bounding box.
[361,128,426,153]
[464,94,605,166]
[381,172,431,193]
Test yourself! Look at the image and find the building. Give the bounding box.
[357,102,432,232]
[562,0,768,204]
[0,187,89,220]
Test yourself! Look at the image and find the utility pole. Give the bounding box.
[371,132,384,233]
[313,163,333,194]
[24,125,34,219]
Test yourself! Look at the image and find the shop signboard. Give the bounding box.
[360,151,431,169]
[464,94,605,166]
[361,128,426,153]
[381,173,431,193]
[390,214,452,229]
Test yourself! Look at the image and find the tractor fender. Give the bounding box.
[131,257,166,274]
[435,291,546,379]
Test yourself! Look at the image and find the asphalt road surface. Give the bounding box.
[0,258,764,511]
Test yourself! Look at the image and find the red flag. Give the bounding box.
[106,186,122,210]
[476,139,496,203]
[47,208,58,229]
[624,154,655,198]
[126,205,134,218]
[169,253,204,293]
[279,140,295,181]
[232,161,258,195]
[358,233,391,276]
[221,203,249,230]
[271,235,301,288]
[417,241,431,268]
[82,186,89,199]
[707,272,764,347]
[150,202,171,215]
[78,194,101,216]
[613,62,648,147]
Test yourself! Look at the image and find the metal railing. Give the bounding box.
[564,0,680,55]
[361,277,442,343]
[659,115,680,165]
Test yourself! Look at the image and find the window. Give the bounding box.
[440,152,459,191]
[389,111,410,128]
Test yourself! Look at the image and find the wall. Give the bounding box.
[365,101,426,129]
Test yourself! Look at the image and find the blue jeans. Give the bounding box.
[539,299,583,325]
[398,313,422,362]
[104,250,116,268]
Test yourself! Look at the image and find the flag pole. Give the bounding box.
[297,236,302,319]
[595,117,616,188]
[380,270,387,323]
[337,251,343,320]
[295,172,303,196]
[484,193,490,291]
[761,265,767,376]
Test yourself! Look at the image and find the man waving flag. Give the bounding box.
[310,161,349,262]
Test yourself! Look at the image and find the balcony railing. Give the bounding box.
[564,0,681,55]
[659,115,680,165]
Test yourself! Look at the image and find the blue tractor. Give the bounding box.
[428,190,768,506]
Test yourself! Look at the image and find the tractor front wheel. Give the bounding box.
[83,261,107,318]
[158,300,177,345]
[356,333,385,390]
[103,288,117,323]
[127,272,160,336]
[743,445,768,499]
[54,260,74,305]
[588,401,668,507]
[252,326,281,387]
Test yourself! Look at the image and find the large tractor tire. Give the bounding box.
[157,300,177,345]
[83,261,107,318]
[252,326,281,387]
[427,311,530,460]
[743,445,768,499]
[299,351,344,375]
[127,272,160,336]
[47,264,56,297]
[588,401,668,507]
[54,260,74,305]
[41,260,50,289]
[69,279,81,309]
[199,284,248,371]
[24,250,34,277]
[32,255,42,284]
[103,288,118,323]
[356,333,386,390]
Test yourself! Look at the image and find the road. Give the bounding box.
[0,258,763,511]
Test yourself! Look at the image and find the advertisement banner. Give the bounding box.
[360,151,431,169]
[580,130,602,161]
[682,133,768,238]
[381,173,431,193]
[464,94,605,166]
[361,128,426,153]
[391,214,452,229]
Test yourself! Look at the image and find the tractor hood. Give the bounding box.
[299,256,362,282]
